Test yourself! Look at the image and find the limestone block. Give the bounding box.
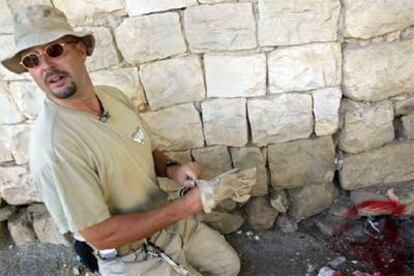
[268,136,335,189]
[0,0,13,33]
[53,0,124,23]
[76,27,120,72]
[343,39,414,101]
[339,99,394,154]
[268,43,341,93]
[192,145,232,179]
[202,98,248,146]
[0,124,31,165]
[0,81,25,124]
[125,0,197,16]
[205,54,266,98]
[401,113,414,139]
[28,204,69,246]
[140,56,205,110]
[343,0,414,39]
[258,0,340,46]
[393,94,414,116]
[164,150,193,165]
[312,87,342,136]
[7,209,37,245]
[340,141,414,190]
[270,189,289,213]
[230,147,268,196]
[0,139,12,163]
[140,104,204,151]
[199,0,235,3]
[9,81,44,120]
[248,94,313,145]
[201,211,244,234]
[247,196,278,231]
[288,182,338,220]
[184,3,256,52]
[0,166,41,205]
[6,0,52,12]
[115,13,186,64]
[90,67,146,112]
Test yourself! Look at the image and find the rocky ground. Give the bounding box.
[2,214,414,276]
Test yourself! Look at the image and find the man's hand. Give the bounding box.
[197,167,257,213]
[167,162,201,187]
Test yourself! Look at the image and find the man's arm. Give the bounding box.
[80,188,202,250]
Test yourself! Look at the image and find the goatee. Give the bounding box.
[54,82,77,99]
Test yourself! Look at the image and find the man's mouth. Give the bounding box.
[46,72,68,88]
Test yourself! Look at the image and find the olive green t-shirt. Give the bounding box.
[29,85,167,234]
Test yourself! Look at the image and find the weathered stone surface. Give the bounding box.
[90,67,146,112]
[268,43,341,93]
[0,205,16,222]
[199,0,235,3]
[270,189,289,213]
[312,87,342,136]
[393,94,414,116]
[343,39,414,101]
[268,136,335,189]
[53,0,124,23]
[328,194,354,218]
[184,3,256,52]
[9,82,44,120]
[340,141,414,190]
[7,209,36,245]
[6,0,52,12]
[0,166,41,205]
[230,147,268,196]
[0,0,13,33]
[248,94,313,145]
[276,215,298,233]
[316,214,346,237]
[0,124,31,165]
[192,145,232,179]
[125,0,197,16]
[288,182,338,220]
[343,0,414,39]
[164,151,193,165]
[205,54,266,98]
[202,99,248,146]
[140,56,205,110]
[76,27,120,72]
[141,104,204,151]
[201,211,244,234]
[258,0,340,46]
[247,196,278,231]
[339,99,394,154]
[28,204,69,246]
[115,13,186,64]
[401,113,414,139]
[0,81,25,124]
[0,139,12,163]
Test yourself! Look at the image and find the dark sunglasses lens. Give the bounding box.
[46,43,64,58]
[22,54,40,68]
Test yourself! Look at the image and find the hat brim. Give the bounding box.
[1,30,95,74]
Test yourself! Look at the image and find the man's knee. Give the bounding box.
[220,246,241,276]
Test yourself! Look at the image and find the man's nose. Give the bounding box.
[39,54,57,72]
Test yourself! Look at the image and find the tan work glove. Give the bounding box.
[196,167,257,213]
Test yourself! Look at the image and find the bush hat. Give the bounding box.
[1,5,95,74]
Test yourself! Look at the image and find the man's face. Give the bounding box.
[20,37,88,100]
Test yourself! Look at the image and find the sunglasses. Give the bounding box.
[19,41,78,69]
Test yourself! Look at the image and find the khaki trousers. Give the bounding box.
[98,217,240,276]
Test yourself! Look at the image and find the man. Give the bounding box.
[1,5,256,276]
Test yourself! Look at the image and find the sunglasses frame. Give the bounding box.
[19,40,79,70]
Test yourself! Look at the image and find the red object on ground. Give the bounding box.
[328,199,409,275]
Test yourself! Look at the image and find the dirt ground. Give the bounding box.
[1,219,414,276]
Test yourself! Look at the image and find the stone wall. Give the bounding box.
[1,0,414,245]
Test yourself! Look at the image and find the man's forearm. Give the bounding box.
[80,189,202,250]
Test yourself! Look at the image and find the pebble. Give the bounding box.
[246,231,253,237]
[328,256,346,268]
[236,230,243,235]
[254,235,260,240]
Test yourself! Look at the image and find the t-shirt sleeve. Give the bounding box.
[33,155,111,234]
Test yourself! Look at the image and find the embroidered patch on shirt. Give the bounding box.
[131,126,145,144]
